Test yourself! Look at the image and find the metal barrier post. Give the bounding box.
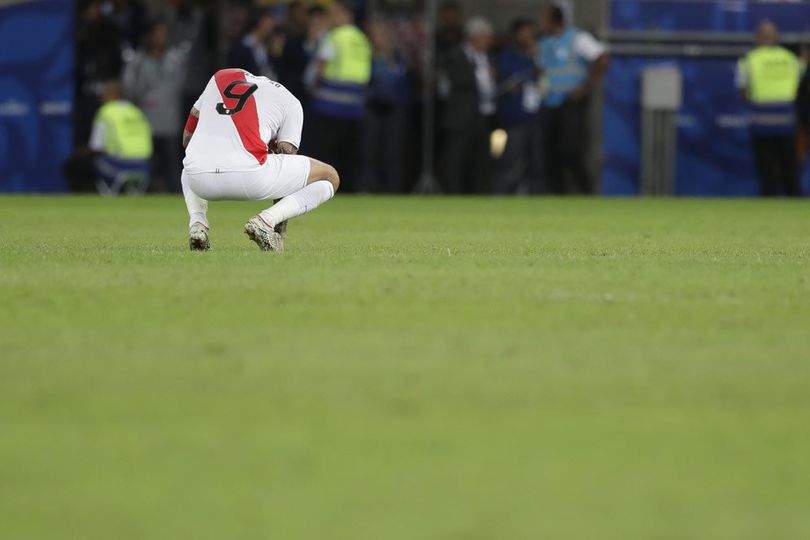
[640,65,682,195]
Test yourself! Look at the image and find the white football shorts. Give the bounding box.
[186,154,311,201]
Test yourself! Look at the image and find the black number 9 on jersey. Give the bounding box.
[216,81,258,116]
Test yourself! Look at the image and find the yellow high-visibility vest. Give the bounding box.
[742,46,800,104]
[323,25,371,85]
[94,100,153,159]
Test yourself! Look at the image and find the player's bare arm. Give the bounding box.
[268,140,298,155]
[183,107,200,148]
[276,141,298,155]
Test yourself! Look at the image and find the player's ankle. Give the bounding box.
[257,214,275,229]
[189,213,209,230]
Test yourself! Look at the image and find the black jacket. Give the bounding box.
[226,39,260,75]
[437,45,488,132]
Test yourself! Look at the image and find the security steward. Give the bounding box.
[308,0,371,192]
[63,80,153,193]
[538,3,608,195]
[737,20,803,196]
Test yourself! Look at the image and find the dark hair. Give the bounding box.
[510,18,535,37]
[440,0,462,11]
[246,8,274,32]
[549,5,565,25]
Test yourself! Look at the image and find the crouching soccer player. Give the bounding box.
[181,68,340,251]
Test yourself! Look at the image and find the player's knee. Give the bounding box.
[316,163,339,192]
[308,159,340,193]
[325,164,340,193]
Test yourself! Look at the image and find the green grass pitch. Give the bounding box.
[1,195,809,539]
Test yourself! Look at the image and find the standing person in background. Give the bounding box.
[304,5,329,59]
[123,19,187,192]
[436,17,496,194]
[307,0,371,192]
[110,0,147,49]
[302,5,330,89]
[737,21,802,197]
[361,20,410,193]
[297,4,329,153]
[174,2,218,135]
[434,0,466,191]
[435,1,465,55]
[538,3,608,195]
[75,0,125,145]
[276,1,311,102]
[495,18,543,194]
[226,9,277,79]
[167,0,199,47]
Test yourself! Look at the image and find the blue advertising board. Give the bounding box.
[610,0,810,33]
[0,0,73,192]
[603,57,762,196]
[603,0,810,196]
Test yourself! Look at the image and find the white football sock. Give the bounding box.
[181,170,209,228]
[189,212,208,229]
[259,181,335,228]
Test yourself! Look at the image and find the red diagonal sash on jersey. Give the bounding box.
[214,69,266,165]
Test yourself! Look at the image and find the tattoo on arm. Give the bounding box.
[276,142,298,155]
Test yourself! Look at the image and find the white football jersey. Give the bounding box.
[183,69,304,174]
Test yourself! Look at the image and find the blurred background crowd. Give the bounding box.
[5,0,810,197]
[65,0,613,195]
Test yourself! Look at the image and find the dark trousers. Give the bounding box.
[751,134,800,196]
[438,114,492,194]
[494,121,544,194]
[541,98,592,194]
[312,114,364,192]
[361,104,406,193]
